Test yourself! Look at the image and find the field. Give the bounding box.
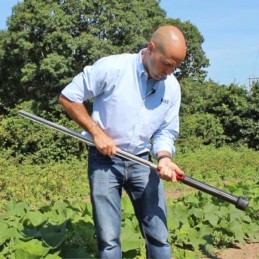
[0,145,258,258]
[164,180,259,259]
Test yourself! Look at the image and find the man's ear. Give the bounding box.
[147,41,156,53]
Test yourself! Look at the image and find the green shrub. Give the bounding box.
[0,158,89,206]
[0,101,87,164]
[174,145,259,183]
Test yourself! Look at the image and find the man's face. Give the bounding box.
[146,42,181,80]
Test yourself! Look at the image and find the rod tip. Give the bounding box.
[236,196,249,211]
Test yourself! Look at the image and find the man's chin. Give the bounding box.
[153,74,167,80]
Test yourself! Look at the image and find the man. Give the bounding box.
[59,25,187,258]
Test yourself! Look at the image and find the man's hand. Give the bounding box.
[93,129,117,156]
[157,157,184,182]
[59,95,117,156]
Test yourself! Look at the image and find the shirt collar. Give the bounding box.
[137,48,148,78]
[136,48,167,82]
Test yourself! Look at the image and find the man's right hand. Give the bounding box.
[59,94,117,156]
[93,128,117,156]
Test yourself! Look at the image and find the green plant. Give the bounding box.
[0,199,97,258]
[0,181,258,258]
[166,182,259,257]
[0,157,90,206]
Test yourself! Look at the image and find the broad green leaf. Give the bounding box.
[0,222,10,245]
[229,210,243,222]
[203,243,215,256]
[219,206,230,217]
[240,214,252,224]
[203,203,218,214]
[41,222,67,248]
[167,214,178,229]
[2,199,28,217]
[70,200,87,214]
[229,221,245,243]
[178,222,191,237]
[204,212,219,227]
[19,228,42,240]
[184,194,200,205]
[46,210,67,225]
[188,207,204,218]
[121,228,143,252]
[14,249,41,259]
[44,253,61,259]
[244,222,259,240]
[26,211,47,227]
[187,228,201,250]
[123,218,136,230]
[0,224,22,244]
[218,219,230,229]
[53,200,70,211]
[61,246,94,258]
[15,239,50,256]
[86,202,93,215]
[173,203,189,223]
[122,239,143,252]
[198,224,213,241]
[56,207,76,220]
[42,231,66,248]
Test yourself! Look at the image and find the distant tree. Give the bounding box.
[0,0,165,112]
[180,78,219,115]
[178,113,225,150]
[241,82,259,149]
[0,0,210,113]
[165,18,209,81]
[207,84,248,142]
[179,79,226,148]
[204,83,259,150]
[180,79,259,150]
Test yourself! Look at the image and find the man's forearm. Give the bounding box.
[58,94,101,137]
[59,94,117,156]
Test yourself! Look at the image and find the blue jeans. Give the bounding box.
[88,147,171,259]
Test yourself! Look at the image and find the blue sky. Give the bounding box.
[1,0,259,87]
[160,0,259,88]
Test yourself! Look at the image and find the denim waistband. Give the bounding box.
[135,151,150,157]
[89,146,149,158]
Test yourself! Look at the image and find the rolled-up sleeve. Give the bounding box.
[61,60,108,103]
[61,71,91,102]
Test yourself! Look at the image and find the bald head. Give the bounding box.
[142,25,187,80]
[151,25,187,66]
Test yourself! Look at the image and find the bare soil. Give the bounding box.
[214,242,259,259]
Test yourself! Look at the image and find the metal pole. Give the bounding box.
[18,110,249,211]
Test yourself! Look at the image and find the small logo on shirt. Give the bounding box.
[161,98,169,104]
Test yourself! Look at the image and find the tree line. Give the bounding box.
[0,0,258,164]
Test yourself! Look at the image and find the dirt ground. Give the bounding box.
[214,242,259,259]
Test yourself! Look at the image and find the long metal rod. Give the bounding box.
[18,110,249,211]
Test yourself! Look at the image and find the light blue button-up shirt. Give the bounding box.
[61,49,181,156]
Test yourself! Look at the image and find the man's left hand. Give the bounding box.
[157,157,184,182]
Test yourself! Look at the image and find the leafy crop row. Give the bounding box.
[0,138,258,258]
[0,180,258,258]
[0,199,97,258]
[167,182,259,258]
